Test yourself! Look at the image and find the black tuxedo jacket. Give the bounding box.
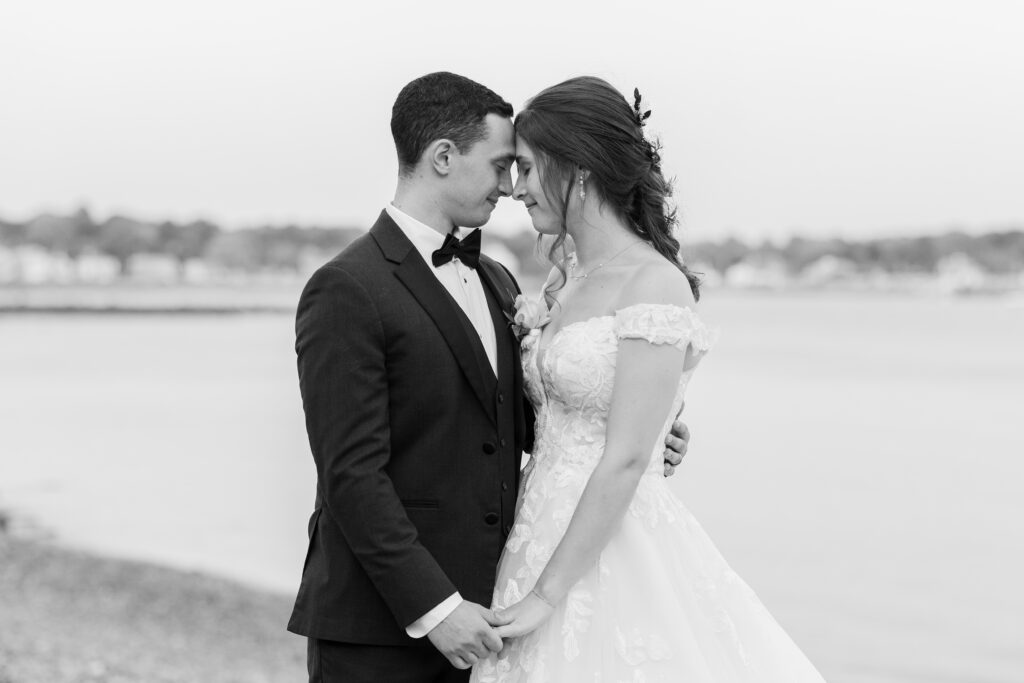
[288,211,533,646]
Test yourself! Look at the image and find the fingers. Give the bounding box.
[430,602,504,668]
[462,640,490,662]
[663,442,683,465]
[451,653,477,670]
[663,462,676,478]
[482,607,513,627]
[667,431,688,455]
[482,627,503,653]
[672,419,690,442]
[494,623,523,639]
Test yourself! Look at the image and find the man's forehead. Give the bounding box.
[489,116,515,147]
[487,118,515,157]
[473,114,514,160]
[488,113,514,136]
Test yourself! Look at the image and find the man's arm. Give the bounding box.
[296,265,457,625]
[297,265,504,666]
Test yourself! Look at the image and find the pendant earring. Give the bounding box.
[578,175,586,202]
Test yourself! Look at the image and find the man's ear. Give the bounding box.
[428,139,457,176]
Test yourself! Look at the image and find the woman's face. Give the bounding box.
[512,136,563,235]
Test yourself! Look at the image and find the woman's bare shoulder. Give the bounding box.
[615,252,696,310]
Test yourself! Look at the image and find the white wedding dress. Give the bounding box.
[472,303,826,682]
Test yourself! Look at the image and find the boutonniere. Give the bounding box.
[504,292,551,341]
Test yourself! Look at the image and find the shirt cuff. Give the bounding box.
[405,592,463,639]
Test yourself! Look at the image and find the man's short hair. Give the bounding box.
[391,72,513,176]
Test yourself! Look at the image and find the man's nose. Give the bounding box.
[498,169,513,197]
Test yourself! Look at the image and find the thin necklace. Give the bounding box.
[570,241,646,280]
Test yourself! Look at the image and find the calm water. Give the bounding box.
[1,292,1022,682]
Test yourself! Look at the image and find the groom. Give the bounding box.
[288,72,690,682]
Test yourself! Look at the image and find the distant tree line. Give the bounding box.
[1,208,1022,277]
[685,230,1024,275]
[0,209,364,276]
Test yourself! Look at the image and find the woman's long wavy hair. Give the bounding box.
[515,76,701,301]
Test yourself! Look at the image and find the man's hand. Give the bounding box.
[662,401,690,477]
[427,600,509,670]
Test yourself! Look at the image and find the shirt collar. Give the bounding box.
[386,204,473,268]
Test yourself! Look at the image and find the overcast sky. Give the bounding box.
[1,0,1022,241]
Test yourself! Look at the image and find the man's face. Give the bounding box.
[445,114,515,228]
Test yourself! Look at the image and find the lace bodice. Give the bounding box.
[523,303,717,476]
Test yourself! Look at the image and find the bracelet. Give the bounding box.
[530,588,555,608]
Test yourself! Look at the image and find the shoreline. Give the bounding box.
[0,535,304,683]
[0,305,293,315]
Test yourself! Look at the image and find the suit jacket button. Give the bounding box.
[482,442,496,455]
[484,512,499,525]
[497,393,505,404]
[499,438,506,448]
[501,482,509,492]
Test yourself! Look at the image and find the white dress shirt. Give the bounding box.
[386,204,498,637]
[386,204,497,377]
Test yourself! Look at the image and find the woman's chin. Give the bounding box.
[530,218,559,235]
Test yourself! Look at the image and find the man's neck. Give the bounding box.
[392,184,455,236]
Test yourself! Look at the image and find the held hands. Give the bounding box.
[494,590,556,640]
[427,600,510,670]
[662,400,690,477]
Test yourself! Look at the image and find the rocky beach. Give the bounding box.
[0,535,304,683]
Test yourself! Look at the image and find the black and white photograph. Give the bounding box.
[1,1,1022,681]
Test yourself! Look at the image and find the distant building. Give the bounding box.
[799,255,858,287]
[12,246,75,284]
[76,251,120,284]
[0,245,18,283]
[935,253,988,294]
[128,253,180,284]
[182,258,214,284]
[724,255,790,289]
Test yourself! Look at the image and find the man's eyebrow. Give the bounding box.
[491,153,516,164]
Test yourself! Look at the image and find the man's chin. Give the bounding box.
[460,209,494,229]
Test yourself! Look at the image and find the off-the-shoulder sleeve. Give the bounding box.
[613,303,718,352]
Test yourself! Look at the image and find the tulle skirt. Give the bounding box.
[471,459,826,682]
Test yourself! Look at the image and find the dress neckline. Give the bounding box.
[536,303,704,372]
[535,313,615,374]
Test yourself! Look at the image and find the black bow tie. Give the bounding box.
[431,229,481,270]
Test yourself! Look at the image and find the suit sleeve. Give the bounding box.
[296,264,457,627]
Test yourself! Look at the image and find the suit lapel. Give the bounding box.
[477,257,529,453]
[477,258,518,378]
[371,213,496,422]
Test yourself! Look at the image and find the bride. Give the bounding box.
[471,77,826,682]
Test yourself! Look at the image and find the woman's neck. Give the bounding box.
[567,204,644,270]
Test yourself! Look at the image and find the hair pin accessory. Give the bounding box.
[633,88,652,127]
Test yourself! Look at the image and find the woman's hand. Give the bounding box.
[494,590,555,639]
